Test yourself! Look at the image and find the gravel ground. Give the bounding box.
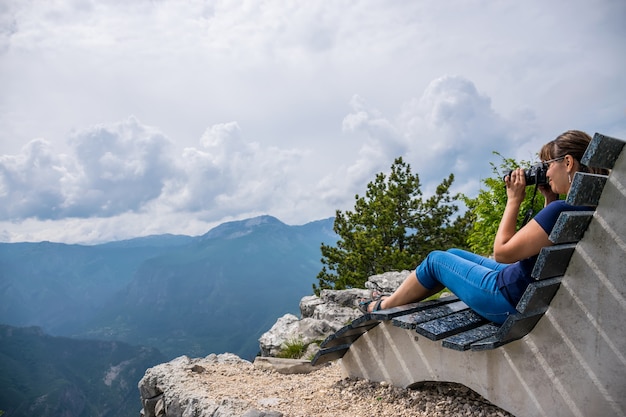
[194,358,515,417]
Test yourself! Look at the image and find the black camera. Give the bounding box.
[504,162,548,186]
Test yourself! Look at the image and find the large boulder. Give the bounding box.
[138,354,254,417]
[258,314,340,357]
[364,270,409,294]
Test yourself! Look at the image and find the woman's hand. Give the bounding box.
[504,168,526,204]
[495,167,552,263]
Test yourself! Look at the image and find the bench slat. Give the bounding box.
[320,321,380,348]
[311,343,351,366]
[441,323,501,351]
[566,172,608,206]
[532,244,576,280]
[416,309,487,341]
[549,211,594,244]
[581,132,626,170]
[369,295,459,321]
[516,277,562,314]
[470,311,544,351]
[393,300,469,329]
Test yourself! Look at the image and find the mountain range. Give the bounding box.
[0,215,337,416]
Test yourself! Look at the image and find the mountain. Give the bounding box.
[0,324,166,417]
[77,215,337,359]
[0,237,193,334]
[0,216,337,360]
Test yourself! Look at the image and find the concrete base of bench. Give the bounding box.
[341,303,622,417]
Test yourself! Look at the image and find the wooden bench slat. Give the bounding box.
[416,309,487,341]
[392,300,469,329]
[369,295,459,321]
[441,323,500,351]
[549,211,594,244]
[532,244,576,280]
[566,172,608,206]
[581,132,626,170]
[470,311,544,351]
[469,334,507,350]
[320,321,380,348]
[311,343,351,366]
[516,276,562,314]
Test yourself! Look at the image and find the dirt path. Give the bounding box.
[189,357,514,416]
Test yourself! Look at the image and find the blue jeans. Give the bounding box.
[415,248,517,324]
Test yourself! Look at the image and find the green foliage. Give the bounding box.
[315,157,470,293]
[462,152,547,256]
[276,337,306,359]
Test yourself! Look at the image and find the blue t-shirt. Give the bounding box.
[496,200,591,307]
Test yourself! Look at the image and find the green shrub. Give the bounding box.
[277,338,306,359]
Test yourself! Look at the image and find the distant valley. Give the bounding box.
[0,215,337,416]
[0,324,166,417]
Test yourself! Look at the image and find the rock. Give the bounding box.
[258,273,410,359]
[298,295,324,318]
[302,342,320,359]
[138,354,254,417]
[365,270,410,294]
[257,314,299,357]
[258,314,343,357]
[252,357,328,374]
[138,271,414,416]
[241,410,283,417]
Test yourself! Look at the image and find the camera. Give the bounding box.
[504,162,548,186]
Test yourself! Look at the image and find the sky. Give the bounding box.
[0,0,625,244]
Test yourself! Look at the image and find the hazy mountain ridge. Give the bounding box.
[0,215,337,358]
[0,240,184,334]
[80,215,336,359]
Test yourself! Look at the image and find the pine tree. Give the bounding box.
[314,157,470,293]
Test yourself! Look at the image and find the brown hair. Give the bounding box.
[539,130,607,175]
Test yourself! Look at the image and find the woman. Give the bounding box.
[359,130,605,324]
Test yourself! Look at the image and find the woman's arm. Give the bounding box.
[493,168,552,263]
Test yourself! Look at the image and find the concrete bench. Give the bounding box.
[311,132,626,417]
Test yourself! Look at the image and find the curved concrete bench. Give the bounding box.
[312,133,626,417]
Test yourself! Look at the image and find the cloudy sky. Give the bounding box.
[1,0,624,244]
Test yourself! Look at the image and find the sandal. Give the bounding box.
[357,297,386,314]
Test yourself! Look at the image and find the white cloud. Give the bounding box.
[164,121,310,219]
[0,138,67,219]
[0,116,177,220]
[400,76,519,182]
[0,0,624,243]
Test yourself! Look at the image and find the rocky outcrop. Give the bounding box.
[138,354,257,417]
[258,270,410,358]
[138,271,411,417]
